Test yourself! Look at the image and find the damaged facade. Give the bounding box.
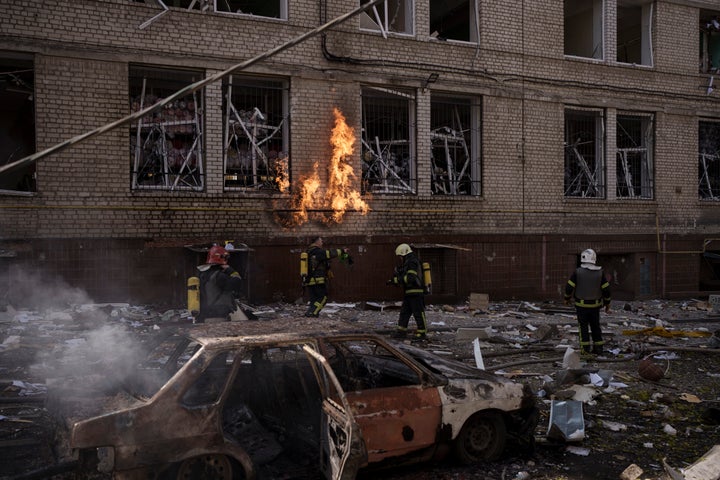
[2,0,720,305]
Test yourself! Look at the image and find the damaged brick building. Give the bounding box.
[2,0,720,306]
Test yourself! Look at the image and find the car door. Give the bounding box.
[328,338,443,463]
[303,344,365,480]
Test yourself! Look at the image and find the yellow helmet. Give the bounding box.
[395,243,412,256]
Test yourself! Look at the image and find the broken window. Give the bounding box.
[617,0,653,66]
[564,108,605,198]
[223,75,289,192]
[360,0,413,36]
[700,10,720,73]
[699,119,720,200]
[430,95,481,196]
[0,54,35,194]
[429,0,478,43]
[361,86,416,195]
[130,65,205,191]
[616,112,654,198]
[564,0,604,60]
[134,0,287,19]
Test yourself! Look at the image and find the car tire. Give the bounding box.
[173,454,244,480]
[453,411,507,464]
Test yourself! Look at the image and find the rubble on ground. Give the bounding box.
[1,298,719,480]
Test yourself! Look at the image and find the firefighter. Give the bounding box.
[564,248,611,355]
[388,243,427,340]
[197,245,243,323]
[303,236,349,317]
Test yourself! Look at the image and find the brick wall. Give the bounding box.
[1,0,719,305]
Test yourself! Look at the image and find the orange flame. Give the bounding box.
[275,107,369,228]
[274,156,290,193]
[326,108,369,223]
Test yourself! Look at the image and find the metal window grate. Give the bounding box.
[430,96,481,196]
[361,87,416,194]
[564,109,605,198]
[699,120,720,200]
[223,76,289,192]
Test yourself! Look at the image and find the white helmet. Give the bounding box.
[580,249,597,265]
[395,243,412,256]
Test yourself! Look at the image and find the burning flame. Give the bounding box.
[327,108,369,222]
[275,108,369,228]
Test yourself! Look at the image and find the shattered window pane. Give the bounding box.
[429,0,478,43]
[0,55,35,194]
[700,9,720,73]
[564,0,604,60]
[361,87,416,195]
[616,113,654,199]
[222,75,289,192]
[699,120,720,200]
[430,95,481,196]
[130,65,205,191]
[360,0,414,35]
[564,108,605,198]
[617,1,653,66]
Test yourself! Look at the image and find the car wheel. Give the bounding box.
[175,454,239,480]
[453,411,507,464]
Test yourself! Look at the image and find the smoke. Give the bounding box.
[2,264,93,311]
[0,266,147,404]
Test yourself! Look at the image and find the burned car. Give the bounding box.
[70,324,538,479]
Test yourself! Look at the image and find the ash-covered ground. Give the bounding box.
[1,296,719,480]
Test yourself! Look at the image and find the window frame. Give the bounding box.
[616,0,654,66]
[564,0,605,60]
[429,94,481,196]
[222,74,290,193]
[699,118,720,200]
[429,0,479,43]
[360,86,417,195]
[0,53,36,195]
[564,107,606,199]
[134,0,288,20]
[129,65,205,192]
[615,111,654,199]
[359,0,415,37]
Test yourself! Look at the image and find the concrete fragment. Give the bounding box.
[683,444,720,480]
[455,327,492,342]
[620,463,643,480]
[468,293,489,310]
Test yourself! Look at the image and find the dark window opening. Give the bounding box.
[135,0,285,18]
[0,55,35,193]
[700,10,720,73]
[564,108,605,198]
[617,1,653,66]
[564,0,604,59]
[699,120,720,200]
[429,0,477,43]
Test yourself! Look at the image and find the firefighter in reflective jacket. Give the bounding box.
[197,245,243,323]
[564,248,611,355]
[389,243,427,340]
[303,236,349,317]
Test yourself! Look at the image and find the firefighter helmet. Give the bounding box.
[206,245,230,265]
[395,243,412,256]
[580,249,597,265]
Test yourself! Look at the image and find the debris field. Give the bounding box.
[1,297,719,480]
